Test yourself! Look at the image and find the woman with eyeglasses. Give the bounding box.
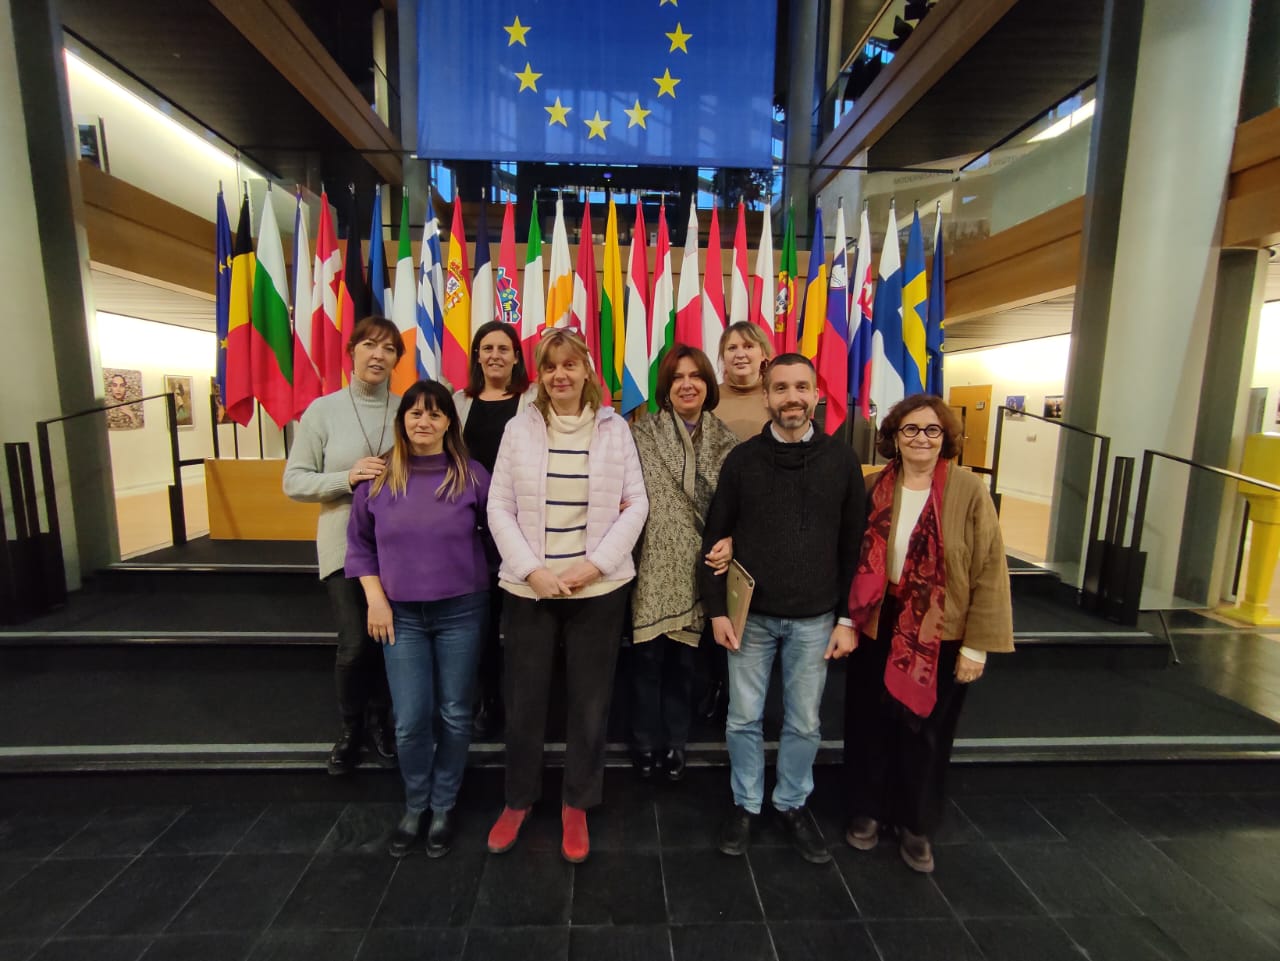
[842,394,1014,874]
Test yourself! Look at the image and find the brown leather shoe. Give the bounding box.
[845,816,879,851]
[899,828,935,873]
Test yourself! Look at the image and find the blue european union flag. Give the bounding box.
[416,0,777,167]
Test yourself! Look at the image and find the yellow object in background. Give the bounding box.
[1221,433,1280,626]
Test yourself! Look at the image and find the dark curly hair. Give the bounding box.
[876,393,963,461]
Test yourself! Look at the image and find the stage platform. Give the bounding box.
[1,538,1278,773]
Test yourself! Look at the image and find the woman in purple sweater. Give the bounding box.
[346,381,491,859]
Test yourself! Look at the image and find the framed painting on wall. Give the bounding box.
[164,375,195,429]
[1044,395,1064,420]
[103,368,144,430]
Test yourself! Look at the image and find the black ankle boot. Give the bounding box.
[327,720,363,776]
[426,809,457,858]
[388,810,423,858]
[367,716,398,768]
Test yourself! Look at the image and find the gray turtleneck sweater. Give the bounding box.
[283,379,400,578]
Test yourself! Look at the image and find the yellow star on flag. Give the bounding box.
[503,15,530,46]
[584,111,611,140]
[515,62,542,92]
[653,68,681,98]
[624,100,651,128]
[666,23,692,53]
[545,97,571,126]
[660,0,677,5]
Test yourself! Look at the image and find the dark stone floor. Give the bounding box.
[1,766,1278,961]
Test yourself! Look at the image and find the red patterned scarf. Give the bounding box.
[848,458,949,717]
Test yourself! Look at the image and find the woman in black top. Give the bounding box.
[453,320,533,735]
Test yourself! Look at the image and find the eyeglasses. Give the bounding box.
[898,424,943,439]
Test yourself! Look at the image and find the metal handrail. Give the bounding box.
[989,405,1111,565]
[1130,450,1280,554]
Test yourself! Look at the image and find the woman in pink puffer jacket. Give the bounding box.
[485,328,648,864]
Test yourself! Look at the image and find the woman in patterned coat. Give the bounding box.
[629,345,738,782]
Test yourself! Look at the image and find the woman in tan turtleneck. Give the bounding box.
[713,321,775,442]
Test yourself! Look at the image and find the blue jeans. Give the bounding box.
[726,611,834,814]
[384,591,488,813]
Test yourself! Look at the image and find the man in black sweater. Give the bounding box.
[700,353,866,863]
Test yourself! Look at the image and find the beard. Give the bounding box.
[768,402,812,429]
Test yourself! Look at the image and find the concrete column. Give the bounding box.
[1058,0,1252,600]
[784,0,821,238]
[3,0,118,585]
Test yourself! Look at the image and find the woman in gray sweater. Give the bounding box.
[283,316,403,775]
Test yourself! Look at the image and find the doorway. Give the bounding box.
[947,384,993,468]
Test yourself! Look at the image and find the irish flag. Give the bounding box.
[251,192,293,427]
[648,201,675,411]
[390,189,418,395]
[442,195,471,389]
[673,200,701,349]
[620,203,649,416]
[600,198,624,403]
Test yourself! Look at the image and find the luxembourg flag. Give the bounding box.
[291,193,322,419]
[390,189,419,395]
[620,202,649,416]
[701,203,726,354]
[649,201,676,411]
[673,200,702,349]
[815,203,849,434]
[849,206,875,420]
[729,200,750,325]
[868,203,906,418]
[416,194,445,382]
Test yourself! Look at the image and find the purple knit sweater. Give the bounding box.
[345,453,491,602]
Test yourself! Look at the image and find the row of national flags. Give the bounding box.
[214,186,946,434]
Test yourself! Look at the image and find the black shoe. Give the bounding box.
[717,805,755,856]
[368,719,399,769]
[774,805,832,864]
[426,809,456,858]
[697,681,727,721]
[327,721,362,776]
[663,748,686,783]
[388,810,423,858]
[632,748,659,781]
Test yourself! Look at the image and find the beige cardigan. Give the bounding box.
[866,465,1015,653]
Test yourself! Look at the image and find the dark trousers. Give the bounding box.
[325,572,391,726]
[843,600,968,836]
[630,634,696,752]
[476,574,504,707]
[502,588,628,810]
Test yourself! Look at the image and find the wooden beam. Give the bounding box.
[210,0,403,184]
[1223,106,1280,248]
[811,0,1019,195]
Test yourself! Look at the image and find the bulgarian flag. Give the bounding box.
[673,200,701,349]
[251,191,294,427]
[729,200,749,325]
[497,197,521,328]
[620,202,649,416]
[600,198,624,404]
[751,207,774,339]
[390,189,419,395]
[701,202,726,356]
[224,192,255,427]
[442,194,471,390]
[546,195,573,329]
[291,192,322,420]
[648,200,675,411]
[520,196,545,371]
[571,202,603,393]
[309,191,343,396]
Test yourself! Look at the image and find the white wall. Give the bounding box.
[96,313,285,497]
[1254,301,1280,430]
[944,335,1071,498]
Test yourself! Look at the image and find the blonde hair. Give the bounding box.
[533,328,602,420]
[717,321,775,364]
[370,382,475,502]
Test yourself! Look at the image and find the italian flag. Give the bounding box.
[520,197,545,371]
[251,193,293,428]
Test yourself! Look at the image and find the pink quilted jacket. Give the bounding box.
[488,404,649,587]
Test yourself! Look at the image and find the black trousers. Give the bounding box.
[476,574,504,708]
[325,572,391,726]
[843,599,968,836]
[630,634,697,752]
[502,588,628,810]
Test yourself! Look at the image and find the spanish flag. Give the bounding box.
[441,195,471,389]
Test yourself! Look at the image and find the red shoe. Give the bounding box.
[486,806,529,854]
[561,804,589,863]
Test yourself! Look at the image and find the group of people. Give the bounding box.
[283,314,1013,873]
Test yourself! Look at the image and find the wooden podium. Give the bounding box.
[204,459,319,541]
